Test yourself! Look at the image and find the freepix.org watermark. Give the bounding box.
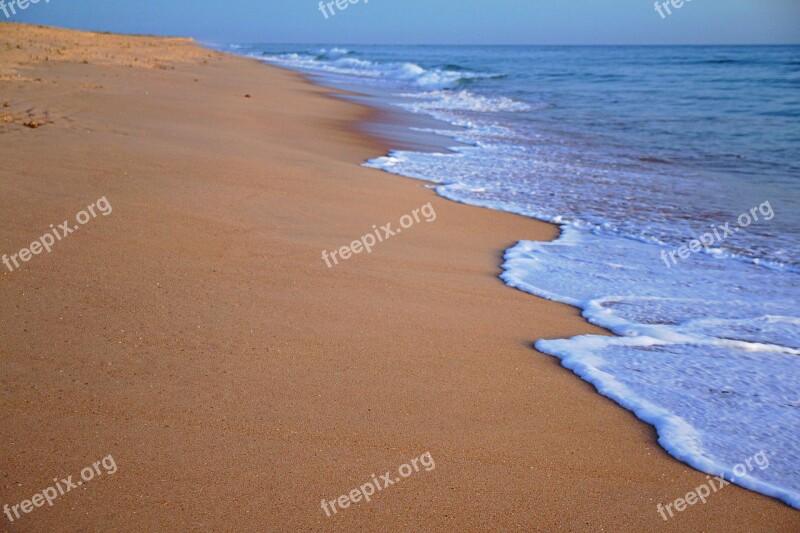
[660,200,773,269]
[322,202,436,268]
[656,450,769,521]
[318,0,368,20]
[0,0,51,19]
[4,455,117,523]
[2,196,112,273]
[321,451,435,517]
[654,0,694,19]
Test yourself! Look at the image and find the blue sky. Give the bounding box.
[6,0,800,45]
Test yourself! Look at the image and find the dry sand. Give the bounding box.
[0,23,797,531]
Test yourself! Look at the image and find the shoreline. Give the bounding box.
[1,22,798,531]
[254,49,800,511]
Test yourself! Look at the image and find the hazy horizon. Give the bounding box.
[5,0,800,46]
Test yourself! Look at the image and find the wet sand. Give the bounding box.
[0,22,797,531]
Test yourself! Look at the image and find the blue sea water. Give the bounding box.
[224,44,800,508]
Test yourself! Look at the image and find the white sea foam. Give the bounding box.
[366,137,800,511]
[316,47,351,57]
[397,90,534,113]
[259,52,502,90]
[240,43,800,508]
[501,229,800,508]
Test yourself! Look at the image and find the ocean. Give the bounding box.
[222,43,800,508]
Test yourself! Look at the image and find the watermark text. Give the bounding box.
[4,455,117,523]
[322,202,436,268]
[2,196,112,273]
[321,451,435,517]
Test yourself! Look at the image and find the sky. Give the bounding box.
[4,0,800,45]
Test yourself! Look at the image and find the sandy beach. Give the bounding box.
[0,23,798,531]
